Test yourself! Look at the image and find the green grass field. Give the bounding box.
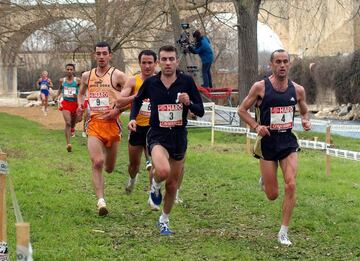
[0,112,359,260]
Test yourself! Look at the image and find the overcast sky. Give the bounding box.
[257,22,283,52]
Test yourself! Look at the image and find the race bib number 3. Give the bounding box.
[270,106,294,130]
[158,104,183,127]
[139,101,151,117]
[89,91,110,112]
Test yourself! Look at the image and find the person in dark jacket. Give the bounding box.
[189,30,214,88]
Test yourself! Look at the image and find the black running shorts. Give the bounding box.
[147,127,187,161]
[253,131,300,161]
[128,125,150,147]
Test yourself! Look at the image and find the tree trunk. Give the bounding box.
[169,0,187,70]
[233,0,261,105]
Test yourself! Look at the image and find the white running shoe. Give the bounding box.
[278,233,292,246]
[145,160,152,171]
[148,194,160,211]
[82,131,87,138]
[125,176,137,194]
[97,198,108,216]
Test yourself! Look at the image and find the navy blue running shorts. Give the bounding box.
[147,127,187,161]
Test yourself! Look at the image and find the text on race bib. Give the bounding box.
[158,104,183,127]
[40,84,48,90]
[89,91,110,112]
[139,101,151,117]
[64,87,77,97]
[270,106,294,130]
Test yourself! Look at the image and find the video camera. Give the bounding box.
[177,23,194,53]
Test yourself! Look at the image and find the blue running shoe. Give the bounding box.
[157,221,173,235]
[150,186,162,206]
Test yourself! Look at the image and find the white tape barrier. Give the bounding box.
[187,120,212,127]
[298,139,327,150]
[203,104,360,133]
[213,126,247,134]
[326,148,360,161]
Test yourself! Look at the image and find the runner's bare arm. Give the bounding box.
[238,81,270,136]
[295,83,311,131]
[78,71,90,111]
[57,79,63,99]
[48,79,53,88]
[116,76,136,109]
[113,69,128,91]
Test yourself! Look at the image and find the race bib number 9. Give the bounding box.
[64,87,77,97]
[158,104,183,127]
[270,106,294,130]
[89,91,110,112]
[139,101,151,117]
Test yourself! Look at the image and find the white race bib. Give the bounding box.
[158,104,183,127]
[89,91,110,112]
[40,84,48,90]
[270,106,294,130]
[64,87,77,97]
[139,101,151,117]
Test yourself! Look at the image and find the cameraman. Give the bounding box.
[188,30,214,88]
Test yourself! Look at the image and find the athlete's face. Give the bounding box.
[95,47,112,68]
[139,55,156,77]
[65,66,74,77]
[270,51,290,79]
[158,51,178,76]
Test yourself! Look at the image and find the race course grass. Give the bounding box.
[0,111,359,260]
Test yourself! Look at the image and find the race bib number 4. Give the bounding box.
[270,106,294,130]
[158,104,183,127]
[64,87,77,97]
[139,101,151,117]
[89,91,110,112]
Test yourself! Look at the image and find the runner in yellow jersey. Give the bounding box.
[116,50,159,207]
[77,41,128,216]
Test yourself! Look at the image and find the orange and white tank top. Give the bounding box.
[134,74,150,126]
[87,67,119,119]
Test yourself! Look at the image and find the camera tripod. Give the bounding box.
[178,50,201,85]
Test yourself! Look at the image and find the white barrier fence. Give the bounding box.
[188,103,360,162]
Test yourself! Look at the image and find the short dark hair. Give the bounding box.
[158,45,178,57]
[65,63,75,69]
[95,41,112,53]
[192,30,202,41]
[270,49,289,62]
[138,50,157,62]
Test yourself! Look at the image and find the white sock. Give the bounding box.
[159,211,169,223]
[176,189,180,198]
[152,178,161,190]
[98,197,105,204]
[279,225,288,235]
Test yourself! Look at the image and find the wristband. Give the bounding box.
[253,124,259,129]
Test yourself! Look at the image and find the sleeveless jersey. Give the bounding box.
[255,77,297,132]
[62,77,79,102]
[39,78,51,90]
[87,67,119,119]
[134,74,150,126]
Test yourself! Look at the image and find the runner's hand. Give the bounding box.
[255,125,270,137]
[128,120,137,132]
[177,92,190,106]
[302,118,311,131]
[101,108,119,120]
